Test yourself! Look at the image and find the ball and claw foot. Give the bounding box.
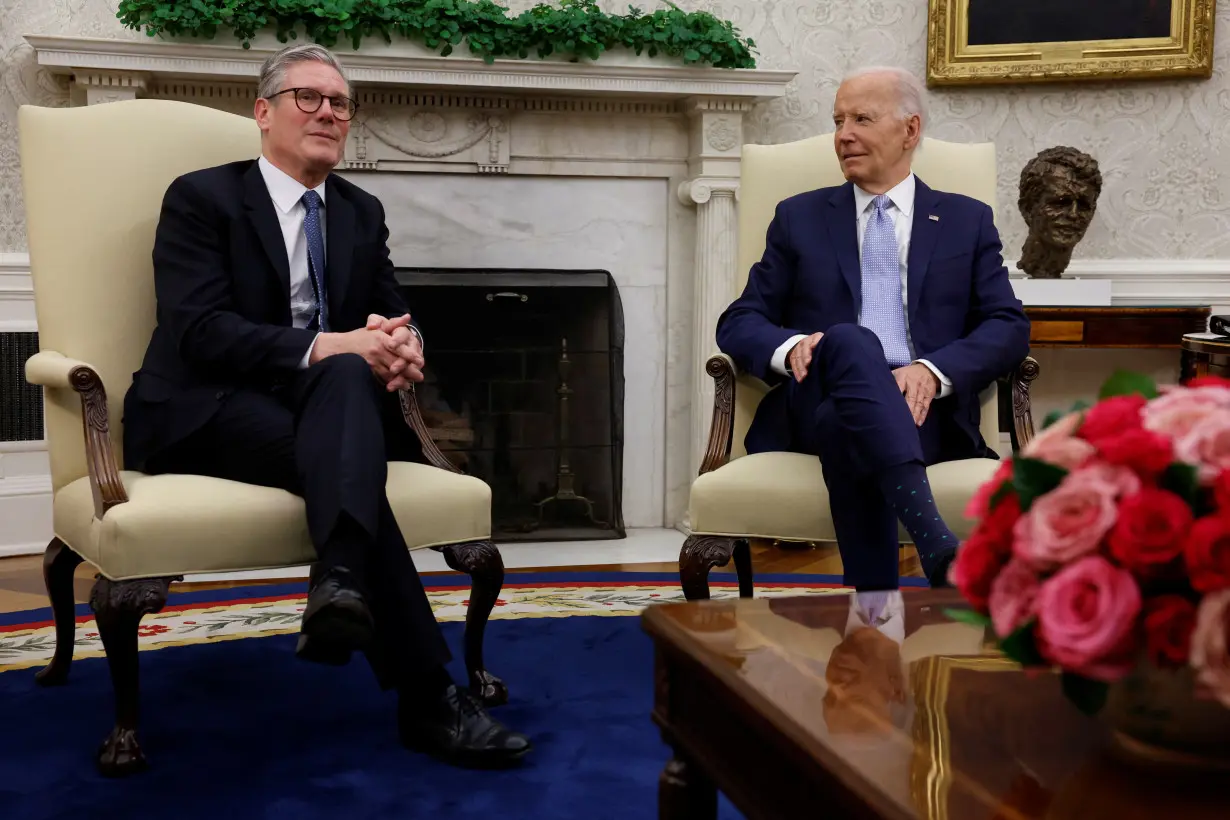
[97,727,148,778]
[472,670,509,707]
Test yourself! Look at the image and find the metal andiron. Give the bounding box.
[535,338,607,529]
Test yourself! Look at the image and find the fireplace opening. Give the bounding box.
[397,268,625,542]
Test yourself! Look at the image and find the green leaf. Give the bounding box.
[1061,672,1110,716]
[943,607,991,627]
[1161,462,1200,504]
[988,479,1016,512]
[1099,370,1159,401]
[1042,409,1064,430]
[1000,621,1045,666]
[1013,457,1068,512]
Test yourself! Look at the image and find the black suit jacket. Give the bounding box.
[122,159,409,471]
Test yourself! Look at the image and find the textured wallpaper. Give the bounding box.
[2,0,1229,258]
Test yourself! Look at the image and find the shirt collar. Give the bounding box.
[258,155,326,215]
[853,172,915,219]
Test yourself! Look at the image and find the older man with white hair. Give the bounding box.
[716,66,1029,591]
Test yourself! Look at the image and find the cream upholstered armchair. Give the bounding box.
[679,135,1039,599]
[19,99,508,776]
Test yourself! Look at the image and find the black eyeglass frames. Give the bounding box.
[267,87,358,121]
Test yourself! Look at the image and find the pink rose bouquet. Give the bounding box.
[951,370,1230,714]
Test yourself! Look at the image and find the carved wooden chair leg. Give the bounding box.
[679,535,738,601]
[731,539,754,599]
[438,540,508,707]
[90,575,174,777]
[35,538,85,687]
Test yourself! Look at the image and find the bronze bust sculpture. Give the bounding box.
[1016,146,1102,279]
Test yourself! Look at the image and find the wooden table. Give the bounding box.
[1025,306,1209,349]
[642,590,1227,819]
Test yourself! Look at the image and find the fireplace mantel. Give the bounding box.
[23,32,798,532]
[25,34,795,102]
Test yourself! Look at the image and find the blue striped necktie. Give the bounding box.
[858,194,910,367]
[301,190,328,332]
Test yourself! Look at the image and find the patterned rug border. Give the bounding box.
[0,570,925,629]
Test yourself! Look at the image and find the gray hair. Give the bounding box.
[840,65,927,137]
[257,43,352,101]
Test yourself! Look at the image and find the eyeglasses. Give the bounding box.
[267,87,359,121]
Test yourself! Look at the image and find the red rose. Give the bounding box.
[1185,375,1230,389]
[1143,595,1198,668]
[979,492,1021,552]
[966,459,1013,521]
[1095,428,1175,477]
[1108,488,1192,577]
[951,531,1006,614]
[1080,395,1147,443]
[1186,516,1230,592]
[1214,470,1230,513]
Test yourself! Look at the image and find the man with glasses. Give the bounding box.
[122,43,531,767]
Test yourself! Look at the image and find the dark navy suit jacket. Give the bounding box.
[716,177,1030,460]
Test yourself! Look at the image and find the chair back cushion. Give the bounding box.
[19,100,261,492]
[729,134,1001,459]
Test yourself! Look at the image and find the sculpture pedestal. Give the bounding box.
[1011,277,1113,306]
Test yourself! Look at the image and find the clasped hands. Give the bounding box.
[787,332,939,426]
[309,313,426,391]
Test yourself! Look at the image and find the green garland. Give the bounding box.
[115,0,757,69]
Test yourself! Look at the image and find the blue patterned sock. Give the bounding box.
[877,463,956,586]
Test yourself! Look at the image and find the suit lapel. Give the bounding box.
[906,178,942,325]
[324,176,355,321]
[242,163,291,300]
[825,183,862,313]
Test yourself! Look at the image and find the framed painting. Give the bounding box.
[927,0,1216,86]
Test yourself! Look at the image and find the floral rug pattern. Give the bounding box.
[0,581,845,674]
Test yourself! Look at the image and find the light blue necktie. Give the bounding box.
[859,195,911,368]
[301,190,329,332]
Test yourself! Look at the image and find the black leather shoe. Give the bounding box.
[295,566,376,666]
[399,684,532,768]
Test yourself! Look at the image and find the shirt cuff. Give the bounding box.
[772,334,808,376]
[914,359,953,398]
[298,332,321,370]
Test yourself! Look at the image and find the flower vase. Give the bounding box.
[1100,662,1230,771]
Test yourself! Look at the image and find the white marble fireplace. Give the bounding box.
[24,34,796,533]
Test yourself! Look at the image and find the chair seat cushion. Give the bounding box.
[54,462,491,581]
[688,452,1002,544]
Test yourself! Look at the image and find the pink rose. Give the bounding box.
[1143,387,1230,440]
[1173,408,1230,483]
[1012,466,1120,571]
[1035,556,1142,682]
[1023,412,1096,470]
[1077,462,1142,499]
[988,558,1041,639]
[1190,588,1230,708]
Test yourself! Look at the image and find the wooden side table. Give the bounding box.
[1025,306,1210,349]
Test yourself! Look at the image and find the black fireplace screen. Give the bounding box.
[397,268,625,542]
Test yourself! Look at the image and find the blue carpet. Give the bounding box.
[0,610,747,819]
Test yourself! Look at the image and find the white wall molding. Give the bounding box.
[1006,259,1230,309]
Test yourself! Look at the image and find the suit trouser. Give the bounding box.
[145,353,451,688]
[786,324,949,590]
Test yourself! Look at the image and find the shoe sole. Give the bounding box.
[297,606,376,664]
[401,735,533,770]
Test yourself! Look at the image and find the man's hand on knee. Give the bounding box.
[893,363,939,426]
[788,332,825,382]
[308,324,421,390]
[367,313,425,391]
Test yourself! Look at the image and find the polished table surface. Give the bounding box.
[642,589,1227,820]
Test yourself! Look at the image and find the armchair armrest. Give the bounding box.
[398,385,463,475]
[1006,356,1040,452]
[25,351,129,518]
[698,353,738,476]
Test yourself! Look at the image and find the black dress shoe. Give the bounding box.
[295,566,376,666]
[399,684,532,769]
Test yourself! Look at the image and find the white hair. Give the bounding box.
[257,43,352,100]
[840,65,927,137]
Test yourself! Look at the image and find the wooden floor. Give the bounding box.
[0,541,923,615]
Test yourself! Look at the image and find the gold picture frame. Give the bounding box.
[927,0,1216,86]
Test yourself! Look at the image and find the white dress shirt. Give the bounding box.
[258,155,325,368]
[769,172,952,398]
